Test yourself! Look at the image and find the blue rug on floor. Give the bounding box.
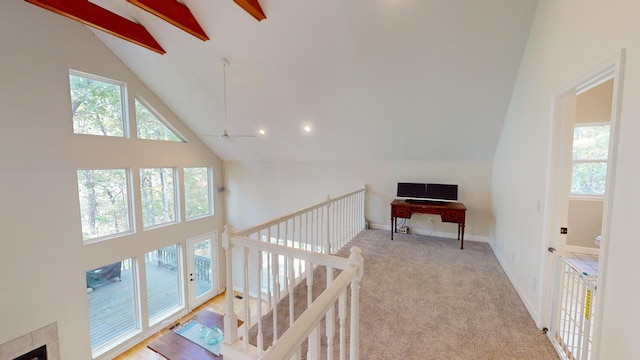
[175,320,222,355]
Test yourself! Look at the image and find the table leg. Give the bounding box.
[460,224,465,250]
[391,216,395,240]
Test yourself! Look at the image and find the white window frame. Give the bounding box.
[134,96,187,142]
[140,167,180,230]
[77,168,135,244]
[570,122,610,199]
[184,166,214,220]
[69,69,130,138]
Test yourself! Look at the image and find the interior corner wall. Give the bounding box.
[492,0,640,358]
[0,2,224,359]
[223,161,493,241]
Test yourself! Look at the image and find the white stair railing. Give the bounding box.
[221,187,366,360]
[234,186,366,254]
[549,254,598,360]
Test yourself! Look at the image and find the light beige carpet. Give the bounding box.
[250,230,559,359]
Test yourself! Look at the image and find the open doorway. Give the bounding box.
[563,78,614,273]
[543,50,625,360]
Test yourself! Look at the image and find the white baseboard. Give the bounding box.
[489,242,542,328]
[369,223,489,243]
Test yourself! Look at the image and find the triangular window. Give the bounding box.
[135,98,185,142]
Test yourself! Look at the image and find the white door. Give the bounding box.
[186,232,220,309]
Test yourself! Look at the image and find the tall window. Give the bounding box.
[184,167,213,219]
[145,245,183,325]
[571,124,610,196]
[69,72,126,137]
[140,168,177,228]
[135,98,184,142]
[77,169,132,241]
[86,258,138,352]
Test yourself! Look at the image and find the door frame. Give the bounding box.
[185,231,221,310]
[541,49,625,358]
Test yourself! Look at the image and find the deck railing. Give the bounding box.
[221,187,366,360]
[549,254,598,360]
[155,246,211,282]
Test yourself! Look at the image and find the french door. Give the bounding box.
[186,232,220,309]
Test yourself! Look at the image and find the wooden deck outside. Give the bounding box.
[88,261,212,350]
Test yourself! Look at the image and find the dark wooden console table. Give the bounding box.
[147,310,241,359]
[390,199,467,249]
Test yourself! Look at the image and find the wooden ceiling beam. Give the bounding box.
[127,0,209,41]
[25,0,165,54]
[234,0,266,21]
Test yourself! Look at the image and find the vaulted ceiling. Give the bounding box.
[28,0,540,162]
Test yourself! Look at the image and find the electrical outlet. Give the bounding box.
[428,216,433,223]
[398,226,408,233]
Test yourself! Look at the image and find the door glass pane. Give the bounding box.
[86,259,137,352]
[145,245,183,325]
[193,239,213,297]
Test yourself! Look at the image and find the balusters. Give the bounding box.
[221,228,238,345]
[221,188,366,359]
[339,291,347,360]
[288,256,295,327]
[360,190,363,230]
[256,248,264,354]
[307,212,311,251]
[349,247,364,360]
[313,209,324,253]
[242,246,250,350]
[306,260,320,360]
[272,251,279,345]
[326,267,335,360]
[318,207,322,251]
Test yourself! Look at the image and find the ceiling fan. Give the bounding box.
[201,58,258,140]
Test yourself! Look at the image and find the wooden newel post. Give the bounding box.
[222,224,238,345]
[349,246,364,360]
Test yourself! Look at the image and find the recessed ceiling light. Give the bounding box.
[259,129,266,135]
[304,125,312,132]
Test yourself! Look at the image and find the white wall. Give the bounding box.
[0,2,225,359]
[224,161,492,241]
[493,0,640,358]
[575,79,614,124]
[566,199,602,248]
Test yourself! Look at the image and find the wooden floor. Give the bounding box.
[113,294,224,360]
[115,291,267,359]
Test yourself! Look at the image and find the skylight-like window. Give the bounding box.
[135,98,184,142]
[69,71,127,137]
